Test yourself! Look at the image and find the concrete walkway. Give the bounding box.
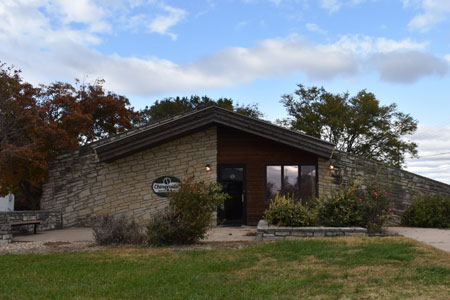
[12,226,257,243]
[203,226,256,242]
[385,227,450,252]
[13,227,94,243]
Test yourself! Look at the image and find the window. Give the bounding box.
[265,164,316,203]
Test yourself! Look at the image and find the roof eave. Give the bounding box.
[94,107,335,162]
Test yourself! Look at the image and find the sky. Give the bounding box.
[1,0,450,183]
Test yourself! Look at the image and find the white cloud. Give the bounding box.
[0,1,448,99]
[370,51,448,83]
[45,0,110,33]
[401,0,421,8]
[333,35,428,56]
[148,4,187,40]
[306,23,327,35]
[330,35,448,83]
[319,0,342,14]
[269,0,283,6]
[405,124,450,184]
[406,0,450,32]
[318,0,367,13]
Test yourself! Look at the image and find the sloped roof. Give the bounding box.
[93,106,335,162]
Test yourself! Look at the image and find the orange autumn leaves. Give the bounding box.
[0,64,138,198]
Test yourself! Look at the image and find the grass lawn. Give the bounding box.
[0,237,449,300]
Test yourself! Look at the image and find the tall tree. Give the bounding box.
[136,95,262,126]
[0,64,44,208]
[281,84,418,167]
[0,64,139,208]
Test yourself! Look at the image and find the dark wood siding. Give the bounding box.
[217,126,318,225]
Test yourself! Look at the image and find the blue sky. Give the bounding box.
[1,0,450,182]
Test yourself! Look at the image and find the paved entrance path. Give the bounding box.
[203,226,256,242]
[12,226,256,243]
[13,227,94,243]
[385,227,450,252]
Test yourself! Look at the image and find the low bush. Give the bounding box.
[264,179,394,233]
[403,195,450,228]
[316,185,364,227]
[316,180,394,233]
[146,209,179,246]
[146,178,228,245]
[263,193,314,227]
[92,214,145,245]
[360,181,394,233]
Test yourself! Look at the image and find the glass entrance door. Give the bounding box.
[217,165,246,225]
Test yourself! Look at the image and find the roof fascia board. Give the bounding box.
[94,107,335,162]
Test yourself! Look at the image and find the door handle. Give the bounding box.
[242,194,244,203]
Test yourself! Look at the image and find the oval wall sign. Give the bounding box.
[152,176,181,197]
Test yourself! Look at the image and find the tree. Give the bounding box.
[39,79,139,146]
[136,95,262,126]
[280,84,418,167]
[0,63,139,208]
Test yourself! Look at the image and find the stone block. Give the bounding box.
[264,236,285,241]
[275,231,291,236]
[291,231,308,237]
[256,232,263,242]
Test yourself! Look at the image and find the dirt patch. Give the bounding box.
[0,241,107,255]
[44,241,72,247]
[0,240,258,255]
[169,240,257,251]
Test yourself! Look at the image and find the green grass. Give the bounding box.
[0,237,449,299]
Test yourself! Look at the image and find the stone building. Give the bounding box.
[41,106,450,226]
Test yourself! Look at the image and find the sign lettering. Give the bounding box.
[151,176,181,197]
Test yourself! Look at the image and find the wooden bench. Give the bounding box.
[10,220,41,234]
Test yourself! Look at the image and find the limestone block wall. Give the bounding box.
[256,220,366,242]
[318,151,450,219]
[41,127,217,227]
[0,213,11,244]
[7,211,63,232]
[0,211,63,244]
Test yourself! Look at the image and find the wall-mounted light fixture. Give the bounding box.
[329,164,340,176]
[205,164,212,172]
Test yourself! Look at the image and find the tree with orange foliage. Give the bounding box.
[0,63,138,209]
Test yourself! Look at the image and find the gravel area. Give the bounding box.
[0,226,258,255]
[0,241,104,255]
[0,239,261,255]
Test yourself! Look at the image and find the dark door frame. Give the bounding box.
[217,164,247,225]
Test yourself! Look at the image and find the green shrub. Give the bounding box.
[146,178,228,245]
[315,180,394,233]
[403,195,450,228]
[92,214,145,245]
[316,184,364,227]
[263,193,314,227]
[146,209,180,246]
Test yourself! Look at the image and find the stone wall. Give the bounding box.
[318,151,450,220]
[0,211,62,244]
[256,220,366,242]
[41,127,218,227]
[0,213,10,244]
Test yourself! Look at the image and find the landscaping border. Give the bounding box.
[256,220,367,242]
